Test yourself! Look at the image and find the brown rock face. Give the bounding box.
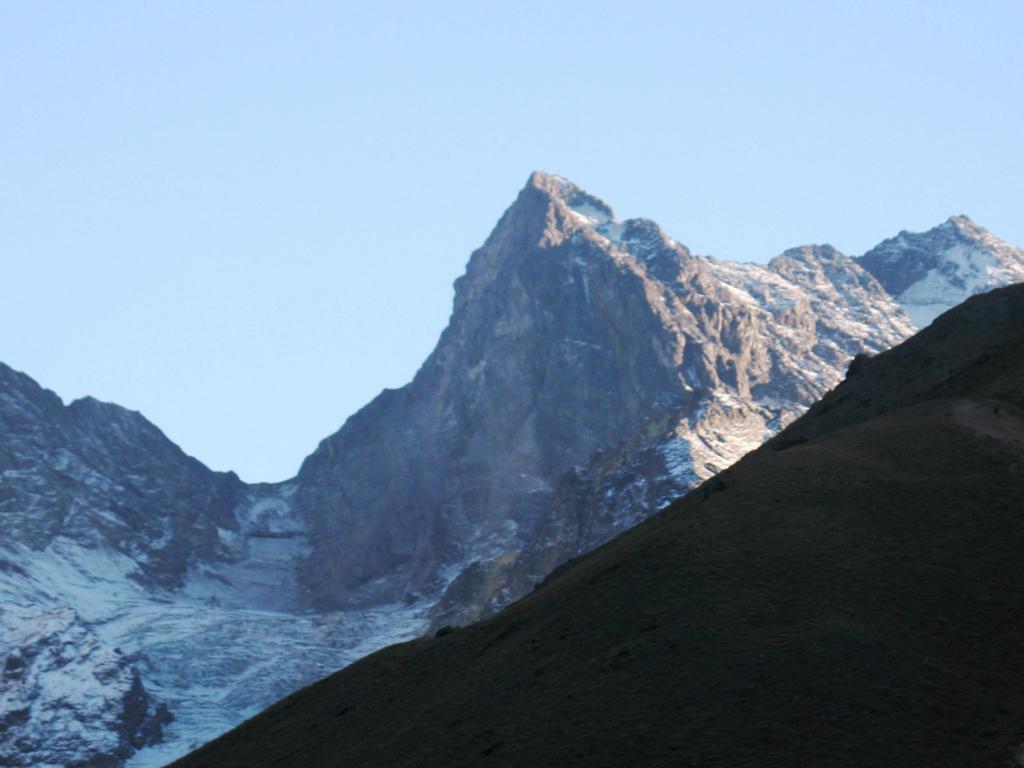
[294,174,696,607]
[293,172,914,609]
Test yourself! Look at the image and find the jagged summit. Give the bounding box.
[946,212,976,227]
[771,242,843,265]
[502,171,625,249]
[527,174,692,289]
[66,394,150,425]
[883,214,988,252]
[859,213,1024,327]
[519,171,682,254]
[528,170,615,221]
[0,360,60,398]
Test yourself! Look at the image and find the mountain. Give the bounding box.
[0,362,229,767]
[2,173,1022,766]
[0,366,423,766]
[0,362,247,589]
[427,195,928,628]
[173,282,1024,768]
[859,214,1024,327]
[296,173,912,617]
[429,207,1024,629]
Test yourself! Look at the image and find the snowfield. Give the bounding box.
[1,533,429,767]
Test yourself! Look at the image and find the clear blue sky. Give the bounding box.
[2,1,1021,481]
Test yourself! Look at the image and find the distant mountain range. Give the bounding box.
[2,172,1022,767]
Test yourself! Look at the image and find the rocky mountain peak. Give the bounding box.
[859,215,1024,327]
[295,175,923,615]
[528,171,615,222]
[768,243,846,281]
[295,174,708,609]
[944,213,977,231]
[768,244,885,299]
[65,396,178,452]
[477,171,619,255]
[774,242,842,261]
[471,172,691,283]
[0,363,65,429]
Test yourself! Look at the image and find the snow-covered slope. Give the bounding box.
[0,367,429,766]
[0,498,429,767]
[859,215,1024,328]
[0,598,168,768]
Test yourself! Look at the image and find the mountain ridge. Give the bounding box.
[858,211,1024,327]
[171,282,1024,768]
[3,172,1024,765]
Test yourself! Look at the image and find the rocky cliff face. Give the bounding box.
[296,174,918,614]
[295,179,709,607]
[3,173,1023,766]
[426,184,923,627]
[295,175,714,608]
[0,362,246,587]
[430,197,1024,630]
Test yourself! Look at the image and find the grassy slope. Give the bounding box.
[174,285,1024,768]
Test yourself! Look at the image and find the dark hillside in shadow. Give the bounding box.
[174,284,1024,768]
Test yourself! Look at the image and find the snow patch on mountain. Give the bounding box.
[0,485,431,766]
[859,215,1024,328]
[121,600,426,767]
[0,600,168,768]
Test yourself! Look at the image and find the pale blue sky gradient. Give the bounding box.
[2,1,1021,480]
